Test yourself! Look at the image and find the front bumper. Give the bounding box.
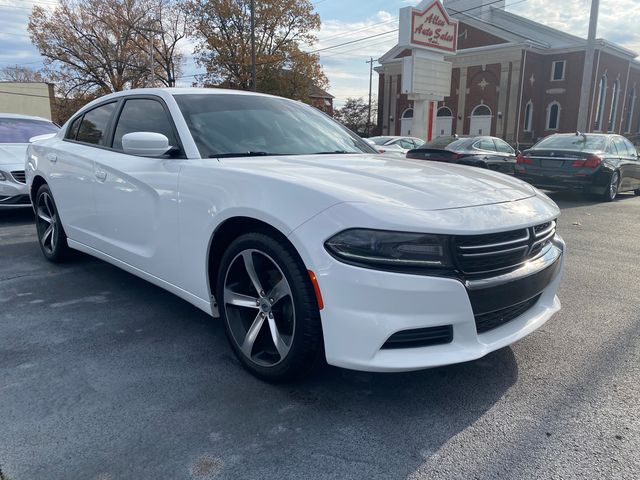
[0,167,30,208]
[290,206,565,372]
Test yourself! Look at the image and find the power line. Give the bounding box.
[0,89,51,99]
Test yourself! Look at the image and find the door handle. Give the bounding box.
[95,170,107,182]
[46,153,57,163]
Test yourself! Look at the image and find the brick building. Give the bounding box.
[376,0,640,147]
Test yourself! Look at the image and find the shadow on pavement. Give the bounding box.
[0,235,519,479]
[0,207,34,226]
[546,190,637,210]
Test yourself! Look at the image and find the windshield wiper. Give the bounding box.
[311,150,360,154]
[209,151,274,158]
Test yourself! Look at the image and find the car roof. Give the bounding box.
[0,112,53,122]
[67,87,304,124]
[549,132,613,138]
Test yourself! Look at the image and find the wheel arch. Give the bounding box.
[206,216,310,315]
[30,174,48,206]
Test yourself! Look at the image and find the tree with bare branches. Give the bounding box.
[28,0,185,97]
[0,66,46,83]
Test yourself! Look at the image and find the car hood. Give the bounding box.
[220,154,536,211]
[0,144,28,167]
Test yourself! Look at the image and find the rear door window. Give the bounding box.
[612,137,628,157]
[76,102,117,146]
[623,138,638,159]
[494,139,514,154]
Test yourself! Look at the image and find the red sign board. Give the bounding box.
[410,1,458,53]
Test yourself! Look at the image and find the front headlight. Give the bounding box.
[324,228,452,271]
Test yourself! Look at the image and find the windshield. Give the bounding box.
[174,94,376,158]
[0,118,58,143]
[368,136,394,146]
[534,134,607,151]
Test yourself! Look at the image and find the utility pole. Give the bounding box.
[577,0,600,132]
[139,26,164,87]
[366,57,375,137]
[250,0,257,91]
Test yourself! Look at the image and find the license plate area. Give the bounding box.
[540,159,565,168]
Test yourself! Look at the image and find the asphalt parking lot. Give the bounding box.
[1,192,639,480]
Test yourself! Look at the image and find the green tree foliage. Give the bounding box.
[334,97,377,137]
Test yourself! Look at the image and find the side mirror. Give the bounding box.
[121,132,171,157]
[29,133,56,143]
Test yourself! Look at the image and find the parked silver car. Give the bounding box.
[0,113,59,209]
[367,136,425,157]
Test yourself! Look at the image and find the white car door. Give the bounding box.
[90,96,182,281]
[46,101,117,247]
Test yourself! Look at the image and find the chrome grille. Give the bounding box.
[11,170,26,184]
[454,221,557,275]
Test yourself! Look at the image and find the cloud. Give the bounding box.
[0,2,45,68]
[510,0,640,53]
[317,10,399,106]
[2,0,639,109]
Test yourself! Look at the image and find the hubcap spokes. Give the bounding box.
[610,174,619,198]
[223,249,295,366]
[37,193,57,254]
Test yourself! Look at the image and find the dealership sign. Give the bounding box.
[404,1,458,53]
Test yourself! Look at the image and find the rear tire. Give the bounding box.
[35,184,71,262]
[216,232,323,382]
[602,171,619,202]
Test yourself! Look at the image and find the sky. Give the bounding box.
[1,0,640,107]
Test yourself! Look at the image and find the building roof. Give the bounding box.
[451,6,638,58]
[380,5,638,63]
[308,83,334,100]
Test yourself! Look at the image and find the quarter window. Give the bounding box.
[66,116,82,140]
[551,61,566,81]
[76,102,116,145]
[112,98,177,151]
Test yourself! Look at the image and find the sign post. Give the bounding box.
[396,0,457,142]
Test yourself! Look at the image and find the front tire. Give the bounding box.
[216,232,323,382]
[35,184,70,262]
[602,171,620,202]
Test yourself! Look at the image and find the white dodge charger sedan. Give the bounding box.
[26,88,565,381]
